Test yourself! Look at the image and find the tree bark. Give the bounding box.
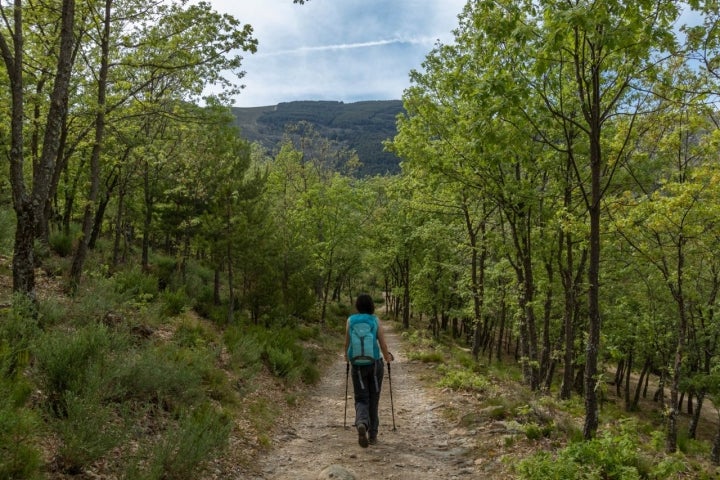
[69,0,112,292]
[0,0,76,297]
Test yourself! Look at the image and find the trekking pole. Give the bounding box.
[344,362,349,429]
[387,361,397,431]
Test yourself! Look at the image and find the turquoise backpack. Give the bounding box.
[347,314,379,366]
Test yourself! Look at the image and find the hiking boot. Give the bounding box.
[357,423,369,448]
[368,435,377,445]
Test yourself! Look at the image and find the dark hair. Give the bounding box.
[355,294,375,314]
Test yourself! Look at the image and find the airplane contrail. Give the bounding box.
[258,37,438,57]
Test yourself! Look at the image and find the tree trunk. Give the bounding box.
[583,119,602,439]
[540,260,553,387]
[507,201,540,390]
[401,256,410,329]
[142,160,152,272]
[213,267,221,305]
[712,411,720,465]
[615,359,625,397]
[89,168,120,249]
[69,0,112,292]
[631,359,651,411]
[667,241,688,454]
[688,392,704,440]
[226,243,235,324]
[624,350,633,411]
[320,260,333,325]
[465,204,482,358]
[1,0,76,297]
[495,290,506,362]
[112,183,126,267]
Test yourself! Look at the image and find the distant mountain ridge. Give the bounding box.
[230,100,404,176]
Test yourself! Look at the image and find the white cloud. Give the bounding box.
[205,0,466,107]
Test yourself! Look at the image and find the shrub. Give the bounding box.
[69,276,127,323]
[129,404,231,480]
[0,382,42,479]
[300,363,321,384]
[266,346,295,378]
[407,351,444,363]
[224,326,264,367]
[113,267,159,302]
[111,344,208,409]
[0,207,15,254]
[49,230,74,257]
[247,397,279,434]
[0,295,41,377]
[516,421,668,480]
[33,323,118,414]
[297,323,319,341]
[53,392,123,474]
[523,422,554,441]
[36,297,69,329]
[173,318,215,349]
[153,255,179,291]
[260,327,316,382]
[437,368,489,392]
[161,289,190,317]
[226,325,318,384]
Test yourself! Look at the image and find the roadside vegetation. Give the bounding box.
[402,329,718,479]
[0,240,344,478]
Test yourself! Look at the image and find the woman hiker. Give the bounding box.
[344,294,394,447]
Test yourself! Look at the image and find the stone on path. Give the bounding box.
[317,464,357,480]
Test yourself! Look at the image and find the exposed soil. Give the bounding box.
[241,326,489,480]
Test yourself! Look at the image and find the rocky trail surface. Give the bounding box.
[245,327,489,480]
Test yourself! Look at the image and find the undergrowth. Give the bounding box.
[398,323,719,479]
[0,247,336,478]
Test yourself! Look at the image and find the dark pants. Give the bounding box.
[351,359,384,438]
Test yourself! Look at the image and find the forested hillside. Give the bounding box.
[231,100,403,176]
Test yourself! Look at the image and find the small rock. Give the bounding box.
[317,464,356,480]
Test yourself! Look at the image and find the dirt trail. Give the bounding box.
[247,327,480,479]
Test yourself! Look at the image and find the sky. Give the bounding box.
[204,0,467,107]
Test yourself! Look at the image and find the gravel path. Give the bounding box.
[249,327,480,479]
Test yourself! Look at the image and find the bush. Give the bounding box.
[297,323,319,341]
[516,421,669,480]
[68,276,127,324]
[261,327,317,382]
[173,319,215,349]
[408,351,444,363]
[266,346,295,378]
[113,267,159,302]
[0,382,42,479]
[300,362,321,384]
[152,255,178,291]
[0,207,15,255]
[33,323,118,415]
[0,298,44,479]
[224,325,264,367]
[128,404,231,480]
[437,368,489,392]
[161,289,190,317]
[523,422,554,441]
[111,344,208,409]
[0,295,41,377]
[53,392,123,474]
[49,230,74,257]
[36,297,70,329]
